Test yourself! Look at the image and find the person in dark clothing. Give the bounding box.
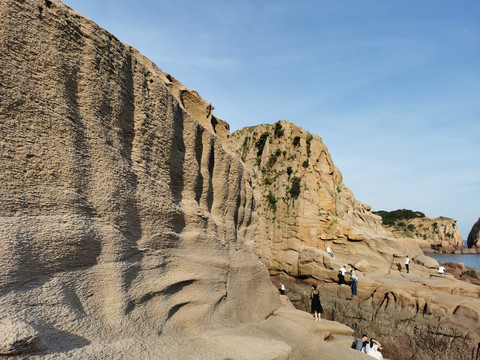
[310,284,323,320]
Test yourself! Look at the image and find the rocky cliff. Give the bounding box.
[230,121,392,277]
[468,218,480,249]
[374,210,465,253]
[232,122,480,360]
[0,1,368,359]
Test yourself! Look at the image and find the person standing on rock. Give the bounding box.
[405,255,410,273]
[339,265,347,285]
[279,283,286,295]
[350,268,358,296]
[310,284,323,321]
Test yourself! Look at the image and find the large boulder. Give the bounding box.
[467,217,480,249]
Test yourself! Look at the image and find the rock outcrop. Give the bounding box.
[230,122,393,277]
[0,1,367,359]
[468,218,480,249]
[232,122,480,360]
[374,210,465,253]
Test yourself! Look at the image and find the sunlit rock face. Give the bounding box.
[232,122,480,360]
[230,121,395,277]
[1,1,362,358]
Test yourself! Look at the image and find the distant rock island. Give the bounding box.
[1,0,479,359]
[373,209,465,253]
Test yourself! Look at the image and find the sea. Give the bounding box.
[427,241,480,270]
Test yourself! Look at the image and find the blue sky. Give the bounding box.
[63,0,479,239]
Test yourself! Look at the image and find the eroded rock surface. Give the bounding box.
[0,1,366,359]
[232,122,480,360]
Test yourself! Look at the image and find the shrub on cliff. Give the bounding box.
[274,122,284,138]
[373,209,425,226]
[289,176,301,199]
[255,132,269,156]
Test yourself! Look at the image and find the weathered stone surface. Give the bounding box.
[230,121,393,277]
[232,122,480,360]
[275,272,480,360]
[0,318,45,355]
[0,1,366,359]
[467,218,480,249]
[376,210,466,253]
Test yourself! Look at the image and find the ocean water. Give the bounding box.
[427,253,480,270]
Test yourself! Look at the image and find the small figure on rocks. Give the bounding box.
[339,265,347,285]
[349,267,358,296]
[405,255,410,273]
[310,284,323,321]
[438,265,446,275]
[279,283,286,295]
[364,338,383,359]
[326,246,334,257]
[355,334,368,351]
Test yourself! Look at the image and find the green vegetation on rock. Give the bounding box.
[255,132,269,156]
[373,209,425,226]
[274,122,284,138]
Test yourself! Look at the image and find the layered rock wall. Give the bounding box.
[232,122,480,360]
[382,215,465,253]
[230,121,400,277]
[0,1,368,358]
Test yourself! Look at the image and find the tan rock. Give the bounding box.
[0,318,44,355]
[0,1,363,359]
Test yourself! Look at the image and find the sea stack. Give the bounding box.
[467,218,480,249]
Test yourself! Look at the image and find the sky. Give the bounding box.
[62,0,480,239]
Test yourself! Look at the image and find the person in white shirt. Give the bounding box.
[438,266,446,275]
[363,338,383,359]
[326,246,334,257]
[405,255,410,273]
[280,283,286,294]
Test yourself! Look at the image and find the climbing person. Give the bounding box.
[405,255,410,273]
[438,265,446,275]
[280,283,286,295]
[310,284,323,321]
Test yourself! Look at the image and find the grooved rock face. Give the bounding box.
[232,122,480,360]
[467,218,480,249]
[0,1,370,359]
[230,121,394,276]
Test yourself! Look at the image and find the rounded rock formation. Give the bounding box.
[467,217,480,249]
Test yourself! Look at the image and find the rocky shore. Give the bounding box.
[231,122,480,360]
